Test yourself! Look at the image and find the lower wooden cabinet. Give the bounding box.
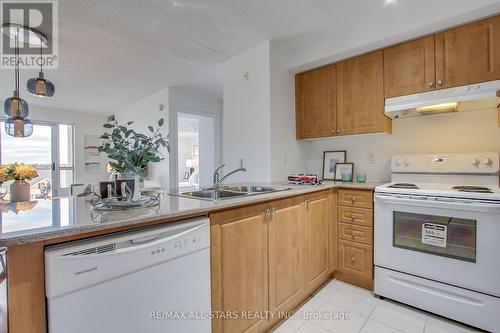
[336,239,373,290]
[209,190,336,333]
[268,196,305,327]
[335,189,374,290]
[210,203,269,333]
[304,191,332,295]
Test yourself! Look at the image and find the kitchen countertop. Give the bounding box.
[0,181,384,246]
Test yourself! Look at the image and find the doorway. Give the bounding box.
[177,112,216,189]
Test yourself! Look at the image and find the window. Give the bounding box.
[0,121,75,199]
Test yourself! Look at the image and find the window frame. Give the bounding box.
[0,118,76,197]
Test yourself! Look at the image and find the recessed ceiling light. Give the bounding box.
[385,0,397,5]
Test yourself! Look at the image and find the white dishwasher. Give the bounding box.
[45,217,211,333]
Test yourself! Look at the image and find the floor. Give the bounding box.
[273,280,483,333]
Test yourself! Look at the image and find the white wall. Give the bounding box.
[302,109,500,182]
[270,42,306,181]
[114,88,170,188]
[28,106,109,186]
[223,41,273,183]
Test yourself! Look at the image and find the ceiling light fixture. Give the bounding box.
[3,27,33,137]
[384,0,397,5]
[27,36,55,98]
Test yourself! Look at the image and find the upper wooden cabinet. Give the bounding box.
[384,36,436,98]
[436,15,500,89]
[295,65,336,139]
[337,51,390,135]
[296,15,500,139]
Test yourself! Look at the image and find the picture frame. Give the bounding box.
[334,163,354,182]
[322,150,347,180]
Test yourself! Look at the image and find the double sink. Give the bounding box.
[178,185,289,201]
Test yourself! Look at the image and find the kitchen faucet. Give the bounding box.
[212,164,247,188]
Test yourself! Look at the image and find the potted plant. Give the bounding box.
[0,163,39,202]
[98,116,169,198]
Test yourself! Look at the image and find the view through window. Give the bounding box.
[0,121,75,200]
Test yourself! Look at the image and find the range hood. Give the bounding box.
[384,80,500,119]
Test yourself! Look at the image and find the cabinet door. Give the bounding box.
[210,204,269,333]
[436,15,500,89]
[304,191,331,294]
[329,191,338,274]
[268,196,305,326]
[384,36,436,98]
[337,51,390,135]
[295,65,336,139]
[337,239,373,290]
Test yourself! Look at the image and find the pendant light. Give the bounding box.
[3,27,33,137]
[27,36,55,97]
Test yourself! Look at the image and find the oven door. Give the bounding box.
[374,193,500,296]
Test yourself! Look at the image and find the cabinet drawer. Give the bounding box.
[338,189,373,208]
[338,206,373,227]
[337,239,373,289]
[338,223,373,245]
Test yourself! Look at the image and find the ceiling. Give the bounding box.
[1,0,500,114]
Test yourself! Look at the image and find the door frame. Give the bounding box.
[168,106,222,190]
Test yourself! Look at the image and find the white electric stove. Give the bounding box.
[374,152,500,333]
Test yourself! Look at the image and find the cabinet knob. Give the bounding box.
[351,255,356,262]
[331,129,336,134]
[428,81,434,87]
[336,129,341,134]
[351,196,357,202]
[437,80,443,86]
[351,231,356,238]
[351,214,356,220]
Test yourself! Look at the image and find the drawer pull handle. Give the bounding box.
[351,196,357,202]
[351,231,356,238]
[351,214,356,220]
[351,255,356,262]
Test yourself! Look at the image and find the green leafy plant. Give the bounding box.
[98,116,169,181]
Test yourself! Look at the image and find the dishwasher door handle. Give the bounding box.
[130,235,160,245]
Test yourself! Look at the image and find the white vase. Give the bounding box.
[10,180,30,202]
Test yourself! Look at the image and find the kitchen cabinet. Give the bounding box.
[337,240,373,290]
[304,191,332,295]
[329,190,338,273]
[268,196,305,327]
[210,191,335,333]
[295,65,336,139]
[436,15,500,89]
[336,189,374,290]
[384,36,436,98]
[210,204,269,333]
[295,51,390,139]
[337,50,390,135]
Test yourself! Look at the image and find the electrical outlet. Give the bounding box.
[243,71,249,81]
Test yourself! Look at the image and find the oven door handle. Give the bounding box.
[375,194,500,213]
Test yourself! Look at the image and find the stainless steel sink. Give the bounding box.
[224,185,278,193]
[175,185,289,201]
[180,189,247,200]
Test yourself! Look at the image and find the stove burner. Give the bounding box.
[388,183,419,189]
[451,186,493,193]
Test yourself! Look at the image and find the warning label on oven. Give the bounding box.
[422,223,447,248]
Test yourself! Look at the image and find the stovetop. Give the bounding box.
[376,182,500,201]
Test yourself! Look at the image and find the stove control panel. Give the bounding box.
[391,152,499,174]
